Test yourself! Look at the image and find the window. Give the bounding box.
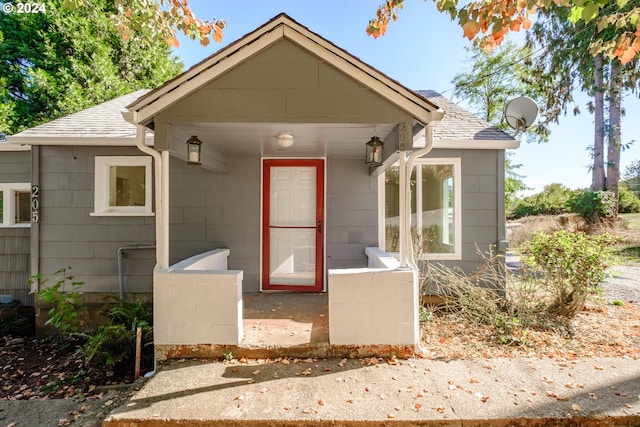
[380,158,461,260]
[92,156,153,216]
[0,183,31,227]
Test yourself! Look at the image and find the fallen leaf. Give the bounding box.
[318,399,324,406]
[594,365,605,370]
[572,403,582,412]
[338,358,347,367]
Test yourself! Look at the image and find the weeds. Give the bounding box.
[419,230,616,345]
[32,267,86,334]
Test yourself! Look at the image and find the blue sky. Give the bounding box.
[173,0,640,193]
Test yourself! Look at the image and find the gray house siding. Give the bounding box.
[0,150,32,304]
[169,156,379,293]
[326,158,377,270]
[37,146,155,296]
[0,150,31,182]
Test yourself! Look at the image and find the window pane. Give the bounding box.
[109,166,146,207]
[417,164,455,254]
[384,166,400,252]
[15,192,31,223]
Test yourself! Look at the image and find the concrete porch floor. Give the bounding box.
[155,292,416,360]
[241,292,329,356]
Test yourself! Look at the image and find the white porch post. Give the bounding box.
[160,150,170,269]
[398,151,408,267]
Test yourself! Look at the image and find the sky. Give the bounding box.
[172,0,640,194]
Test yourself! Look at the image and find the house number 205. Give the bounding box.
[31,184,39,223]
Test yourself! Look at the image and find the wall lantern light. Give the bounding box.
[365,136,384,166]
[186,135,202,165]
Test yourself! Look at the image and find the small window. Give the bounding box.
[92,156,153,216]
[380,158,461,260]
[15,191,31,223]
[0,183,31,227]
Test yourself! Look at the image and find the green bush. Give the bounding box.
[521,230,616,318]
[33,267,85,334]
[567,190,616,223]
[508,183,576,219]
[82,301,153,369]
[618,185,640,213]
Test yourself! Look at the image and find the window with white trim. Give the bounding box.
[92,156,153,216]
[380,158,461,260]
[0,183,31,227]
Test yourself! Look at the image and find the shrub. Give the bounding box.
[618,185,640,213]
[509,183,576,219]
[521,230,616,318]
[82,300,153,369]
[33,267,85,334]
[568,190,616,224]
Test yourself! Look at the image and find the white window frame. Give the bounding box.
[91,156,154,216]
[378,157,462,260]
[0,183,32,228]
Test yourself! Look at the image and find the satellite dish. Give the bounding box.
[504,96,538,133]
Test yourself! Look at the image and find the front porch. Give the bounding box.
[155,292,416,361]
[154,248,418,360]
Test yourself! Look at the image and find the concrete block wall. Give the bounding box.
[328,267,416,346]
[154,269,243,345]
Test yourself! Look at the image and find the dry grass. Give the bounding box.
[419,214,640,361]
[420,300,640,360]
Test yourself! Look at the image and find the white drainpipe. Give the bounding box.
[134,124,168,269]
[399,121,436,269]
[401,121,437,349]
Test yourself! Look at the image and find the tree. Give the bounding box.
[368,0,640,65]
[0,0,183,134]
[63,0,225,48]
[624,159,640,196]
[525,4,639,214]
[451,42,547,213]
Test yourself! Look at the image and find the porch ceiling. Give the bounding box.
[169,121,396,161]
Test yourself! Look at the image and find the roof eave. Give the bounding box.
[6,136,154,147]
[432,140,520,149]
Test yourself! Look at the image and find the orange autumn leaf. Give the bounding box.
[522,18,532,30]
[510,18,522,31]
[167,35,180,48]
[213,29,223,43]
[463,20,480,40]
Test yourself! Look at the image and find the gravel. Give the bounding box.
[603,265,640,303]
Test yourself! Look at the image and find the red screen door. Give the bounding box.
[262,159,324,292]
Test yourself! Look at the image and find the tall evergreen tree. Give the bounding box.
[0,0,183,134]
[527,4,640,212]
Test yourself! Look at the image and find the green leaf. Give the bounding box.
[616,0,629,7]
[568,6,583,24]
[581,3,601,22]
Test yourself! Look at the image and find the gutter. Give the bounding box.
[124,110,168,270]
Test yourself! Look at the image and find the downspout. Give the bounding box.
[400,121,437,270]
[134,124,167,269]
[402,120,438,349]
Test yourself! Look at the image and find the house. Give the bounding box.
[6,14,517,358]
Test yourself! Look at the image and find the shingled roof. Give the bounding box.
[419,90,515,144]
[7,89,517,149]
[7,90,152,146]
